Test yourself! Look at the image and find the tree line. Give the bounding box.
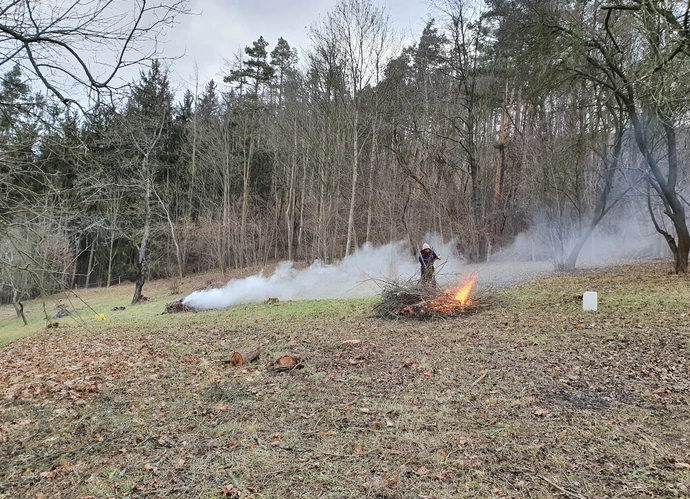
[2,0,689,308]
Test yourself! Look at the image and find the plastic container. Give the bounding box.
[583,291,598,311]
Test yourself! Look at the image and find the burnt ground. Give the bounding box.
[0,261,689,498]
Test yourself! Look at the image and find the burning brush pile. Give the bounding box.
[375,273,490,319]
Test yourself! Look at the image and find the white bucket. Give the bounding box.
[583,291,598,311]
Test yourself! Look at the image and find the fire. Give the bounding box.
[427,273,479,314]
[384,273,481,318]
[450,273,478,307]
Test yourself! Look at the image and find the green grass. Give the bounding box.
[0,276,378,346]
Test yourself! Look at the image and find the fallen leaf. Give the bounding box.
[533,408,548,417]
[416,466,428,475]
[353,445,363,454]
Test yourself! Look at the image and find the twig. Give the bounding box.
[471,370,488,387]
[537,475,588,499]
[227,469,245,491]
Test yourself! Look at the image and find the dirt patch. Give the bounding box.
[545,379,634,410]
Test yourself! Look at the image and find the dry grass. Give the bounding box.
[0,261,689,498]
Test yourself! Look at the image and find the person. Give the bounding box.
[418,242,440,286]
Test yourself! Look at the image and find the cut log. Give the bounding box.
[228,343,262,367]
[270,354,304,372]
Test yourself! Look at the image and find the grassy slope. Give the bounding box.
[0,261,689,498]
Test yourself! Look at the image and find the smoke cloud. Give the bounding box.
[182,213,667,312]
[182,237,528,311]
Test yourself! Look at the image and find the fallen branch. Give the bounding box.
[537,475,588,499]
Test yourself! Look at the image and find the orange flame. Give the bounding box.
[450,272,478,307]
[424,273,479,315]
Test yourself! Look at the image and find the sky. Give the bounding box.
[161,0,433,93]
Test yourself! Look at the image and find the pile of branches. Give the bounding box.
[164,299,198,314]
[374,279,492,320]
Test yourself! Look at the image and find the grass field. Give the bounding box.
[1,261,689,498]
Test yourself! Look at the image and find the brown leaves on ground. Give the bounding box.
[0,262,689,498]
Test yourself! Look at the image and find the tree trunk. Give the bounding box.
[285,118,297,261]
[240,117,256,268]
[85,236,96,289]
[132,155,152,305]
[494,84,510,210]
[366,115,378,243]
[12,289,27,326]
[345,106,359,257]
[564,112,624,270]
[107,228,115,288]
[628,104,689,273]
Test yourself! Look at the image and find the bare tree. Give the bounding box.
[0,0,189,108]
[309,0,394,257]
[532,0,690,272]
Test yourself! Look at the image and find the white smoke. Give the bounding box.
[181,236,562,311]
[182,238,470,311]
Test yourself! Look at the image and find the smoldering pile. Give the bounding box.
[164,299,198,314]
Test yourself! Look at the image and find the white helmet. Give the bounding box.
[422,243,431,251]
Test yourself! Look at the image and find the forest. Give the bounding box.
[2,0,690,305]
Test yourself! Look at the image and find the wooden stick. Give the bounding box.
[537,475,588,499]
[471,370,488,387]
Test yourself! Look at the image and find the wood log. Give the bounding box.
[270,354,304,372]
[228,343,262,367]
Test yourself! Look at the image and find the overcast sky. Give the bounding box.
[161,0,433,93]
